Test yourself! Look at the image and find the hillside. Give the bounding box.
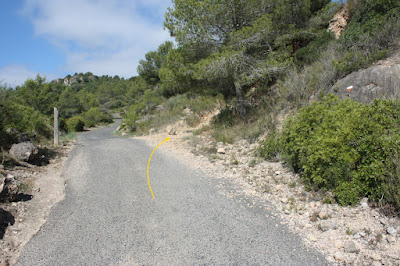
[1,0,400,264]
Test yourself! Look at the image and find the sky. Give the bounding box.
[0,0,173,87]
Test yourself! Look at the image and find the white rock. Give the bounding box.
[217,148,226,154]
[353,232,361,239]
[309,202,316,208]
[305,224,313,228]
[371,253,382,261]
[387,226,397,236]
[334,240,343,249]
[334,252,344,261]
[360,197,369,208]
[167,126,177,135]
[281,198,288,204]
[318,211,328,220]
[309,236,317,242]
[372,262,382,266]
[319,220,337,232]
[387,236,396,243]
[344,240,359,253]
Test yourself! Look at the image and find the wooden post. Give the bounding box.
[54,107,59,146]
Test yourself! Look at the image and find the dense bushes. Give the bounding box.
[260,95,400,208]
[66,116,85,132]
[82,108,113,128]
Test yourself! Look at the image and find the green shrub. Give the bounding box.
[258,132,280,160]
[263,95,400,208]
[83,107,113,128]
[123,105,140,131]
[186,113,200,127]
[66,116,85,132]
[3,103,51,140]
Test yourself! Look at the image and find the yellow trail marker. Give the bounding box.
[147,137,170,198]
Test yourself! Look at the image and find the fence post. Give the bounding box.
[54,107,59,146]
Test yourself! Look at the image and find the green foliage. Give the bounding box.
[3,103,51,139]
[124,106,141,132]
[335,0,400,76]
[66,116,85,132]
[138,41,173,85]
[213,108,235,128]
[263,95,400,207]
[258,132,280,160]
[82,107,113,128]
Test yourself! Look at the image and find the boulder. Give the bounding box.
[344,240,359,253]
[166,126,177,135]
[9,141,38,162]
[217,148,226,154]
[331,52,400,103]
[319,220,337,232]
[387,226,397,236]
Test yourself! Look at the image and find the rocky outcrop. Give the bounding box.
[54,74,98,87]
[9,142,38,162]
[331,51,400,103]
[328,5,350,39]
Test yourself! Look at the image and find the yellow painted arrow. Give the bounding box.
[147,137,170,198]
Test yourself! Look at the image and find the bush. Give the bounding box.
[262,95,400,208]
[66,116,85,132]
[83,107,113,128]
[2,103,51,140]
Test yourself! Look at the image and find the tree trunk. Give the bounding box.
[234,79,246,117]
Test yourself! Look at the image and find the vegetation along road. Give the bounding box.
[16,122,327,265]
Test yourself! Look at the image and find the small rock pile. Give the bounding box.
[194,138,400,265]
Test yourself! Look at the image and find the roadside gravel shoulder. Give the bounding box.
[136,124,400,266]
[0,145,73,265]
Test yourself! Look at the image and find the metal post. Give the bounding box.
[54,107,59,146]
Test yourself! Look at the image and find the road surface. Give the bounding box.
[17,122,328,265]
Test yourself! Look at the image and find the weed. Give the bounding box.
[231,159,239,165]
[346,227,353,236]
[289,181,297,189]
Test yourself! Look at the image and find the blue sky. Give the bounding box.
[0,0,172,87]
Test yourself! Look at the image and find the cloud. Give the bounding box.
[0,64,56,88]
[21,0,173,77]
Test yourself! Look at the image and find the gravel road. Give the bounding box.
[17,121,328,265]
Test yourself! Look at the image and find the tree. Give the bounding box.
[58,87,83,118]
[165,0,273,48]
[137,41,174,85]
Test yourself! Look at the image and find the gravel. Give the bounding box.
[16,122,327,265]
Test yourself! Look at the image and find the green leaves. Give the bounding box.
[137,41,174,85]
[261,95,400,207]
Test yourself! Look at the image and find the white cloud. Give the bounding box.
[0,65,57,88]
[21,0,173,77]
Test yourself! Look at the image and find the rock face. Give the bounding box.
[328,5,350,39]
[9,142,38,162]
[58,74,98,86]
[0,174,4,194]
[331,52,400,103]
